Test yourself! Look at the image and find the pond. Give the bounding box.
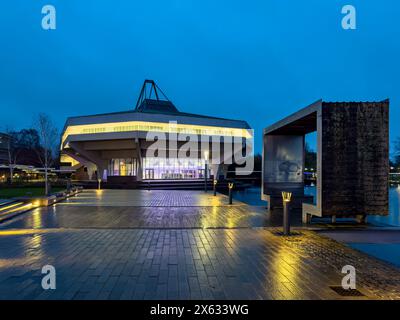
[233,185,400,227]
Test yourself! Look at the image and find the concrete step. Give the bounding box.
[0,199,15,206]
[0,200,24,212]
[0,201,33,223]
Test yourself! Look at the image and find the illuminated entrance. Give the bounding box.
[142,157,210,180]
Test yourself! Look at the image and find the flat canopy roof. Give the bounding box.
[263,100,321,135]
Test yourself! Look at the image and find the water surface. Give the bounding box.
[233,186,400,227]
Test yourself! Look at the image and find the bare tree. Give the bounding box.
[4,128,18,184]
[394,137,400,168]
[34,113,59,195]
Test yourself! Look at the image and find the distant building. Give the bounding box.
[60,80,252,182]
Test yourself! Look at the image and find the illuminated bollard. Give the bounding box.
[213,179,217,196]
[228,182,234,205]
[282,191,292,235]
[98,178,102,190]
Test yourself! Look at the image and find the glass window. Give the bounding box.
[108,158,137,176]
[142,157,208,180]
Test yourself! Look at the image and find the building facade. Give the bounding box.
[262,99,389,220]
[60,80,252,182]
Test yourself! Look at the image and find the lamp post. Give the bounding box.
[281,191,292,235]
[204,150,209,193]
[228,182,234,204]
[213,179,217,196]
[98,178,102,190]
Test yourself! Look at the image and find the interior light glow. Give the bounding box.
[61,120,252,147]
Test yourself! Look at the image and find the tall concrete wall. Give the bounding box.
[321,101,389,216]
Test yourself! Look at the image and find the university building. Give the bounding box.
[60,80,252,182]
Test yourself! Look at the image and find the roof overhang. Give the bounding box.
[263,100,322,135]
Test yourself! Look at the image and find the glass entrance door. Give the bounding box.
[120,161,127,176]
[145,169,154,180]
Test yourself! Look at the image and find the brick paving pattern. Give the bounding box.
[0,190,399,300]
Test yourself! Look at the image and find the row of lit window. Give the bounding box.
[143,157,205,168]
[62,121,252,147]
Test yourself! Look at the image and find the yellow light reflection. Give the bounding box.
[222,229,238,256]
[31,210,43,229]
[1,203,32,215]
[0,229,59,236]
[0,202,24,212]
[269,240,302,299]
[201,205,219,229]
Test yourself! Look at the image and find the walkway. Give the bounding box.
[0,189,399,299]
[0,190,301,229]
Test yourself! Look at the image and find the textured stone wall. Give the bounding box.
[321,101,389,216]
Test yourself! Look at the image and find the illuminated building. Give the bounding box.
[60,80,252,182]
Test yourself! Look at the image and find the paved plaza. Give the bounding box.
[0,190,300,229]
[0,190,400,300]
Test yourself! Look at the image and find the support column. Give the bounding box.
[97,163,108,181]
[69,142,107,181]
[211,164,221,180]
[86,163,97,180]
[135,138,143,181]
[221,164,229,179]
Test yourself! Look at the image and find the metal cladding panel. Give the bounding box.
[321,101,389,216]
[63,111,251,130]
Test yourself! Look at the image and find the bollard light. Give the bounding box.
[213,179,217,196]
[98,178,102,190]
[228,182,234,205]
[282,191,292,203]
[281,191,292,235]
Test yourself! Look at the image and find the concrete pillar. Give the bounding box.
[136,139,143,181]
[86,163,97,180]
[96,162,108,182]
[221,164,229,179]
[211,164,221,180]
[69,142,106,181]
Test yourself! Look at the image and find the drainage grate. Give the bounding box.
[271,230,302,237]
[329,286,365,297]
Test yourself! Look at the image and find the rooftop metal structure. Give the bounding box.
[134,79,179,114]
[62,80,251,131]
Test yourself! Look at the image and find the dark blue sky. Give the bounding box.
[0,0,399,153]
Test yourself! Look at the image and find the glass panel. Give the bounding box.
[126,158,132,176]
[120,159,127,176]
[114,159,119,176]
[108,158,139,176]
[142,157,207,180]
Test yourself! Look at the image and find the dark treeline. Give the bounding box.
[6,129,44,167]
